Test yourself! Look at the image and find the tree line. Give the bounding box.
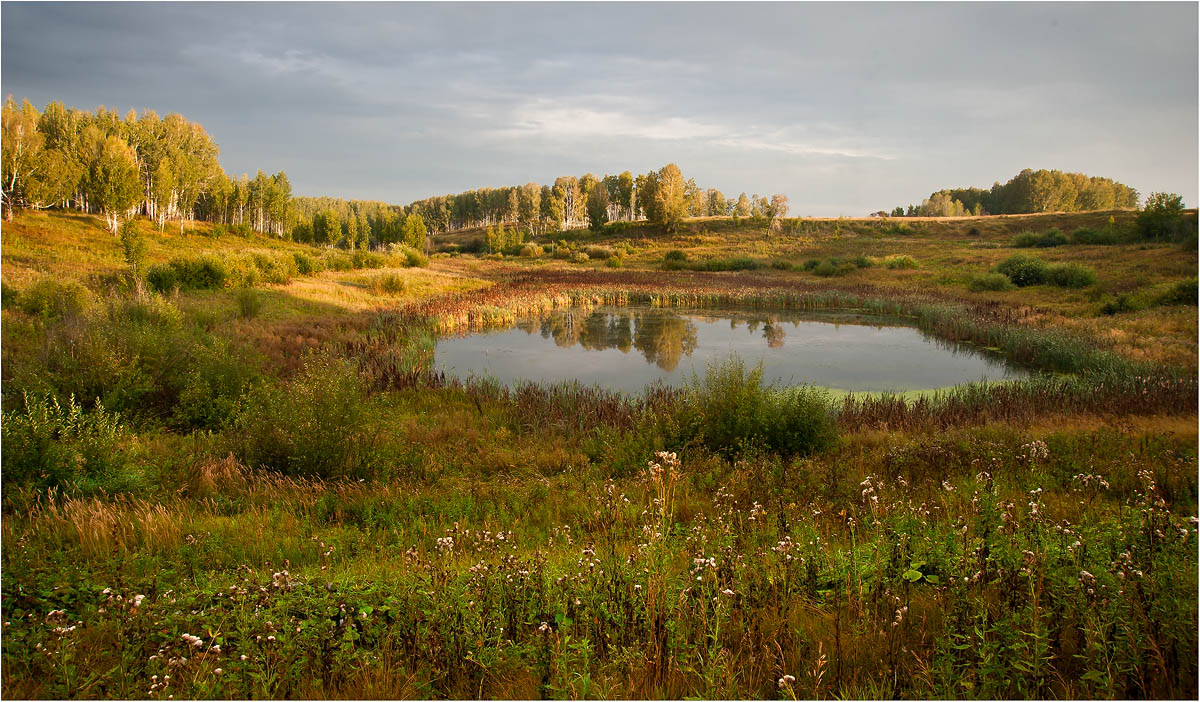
[2,97,789,242]
[402,165,787,236]
[887,169,1140,217]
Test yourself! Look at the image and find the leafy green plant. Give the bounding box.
[967,272,1014,292]
[17,278,93,319]
[230,354,385,479]
[995,254,1048,286]
[235,288,262,319]
[679,355,836,457]
[1,392,136,493]
[1045,262,1097,288]
[884,254,919,270]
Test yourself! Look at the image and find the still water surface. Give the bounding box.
[434,306,1029,394]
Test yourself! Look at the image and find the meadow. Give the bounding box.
[1,208,1196,699]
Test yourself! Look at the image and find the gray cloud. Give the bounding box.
[2,2,1195,213]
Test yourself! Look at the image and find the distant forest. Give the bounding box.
[2,98,790,247]
[887,169,1140,217]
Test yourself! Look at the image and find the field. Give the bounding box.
[1,209,1197,699]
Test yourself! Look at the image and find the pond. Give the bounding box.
[433,305,1031,394]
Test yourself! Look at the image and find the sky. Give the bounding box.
[2,2,1196,216]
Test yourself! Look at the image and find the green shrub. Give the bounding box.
[369,272,406,296]
[995,254,1048,286]
[1012,230,1041,248]
[1101,295,1146,315]
[351,250,386,269]
[696,257,760,271]
[210,223,227,237]
[853,255,874,268]
[1071,227,1120,245]
[679,356,836,458]
[605,256,622,268]
[812,260,854,277]
[325,251,354,271]
[1,392,137,494]
[171,338,263,432]
[1046,262,1097,288]
[663,250,688,262]
[1013,229,1067,248]
[293,252,320,275]
[884,254,919,270]
[18,278,94,319]
[146,264,179,293]
[770,260,794,271]
[967,272,1015,292]
[230,354,384,479]
[170,256,228,290]
[584,245,616,260]
[1137,192,1193,242]
[519,243,545,258]
[230,223,251,238]
[391,244,429,268]
[1157,278,1197,306]
[235,288,262,319]
[571,252,590,264]
[800,259,821,271]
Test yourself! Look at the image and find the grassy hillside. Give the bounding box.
[1,208,1196,699]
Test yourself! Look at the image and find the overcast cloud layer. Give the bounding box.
[3,2,1196,215]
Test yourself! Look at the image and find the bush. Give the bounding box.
[800,259,821,271]
[663,250,688,262]
[210,223,227,238]
[169,256,229,290]
[995,254,1048,286]
[679,356,836,458]
[293,252,320,275]
[1071,227,1120,245]
[967,272,1014,292]
[853,255,874,268]
[1045,262,1097,288]
[696,257,761,271]
[519,243,545,258]
[369,272,406,296]
[390,244,429,268]
[1013,229,1068,248]
[18,278,94,319]
[584,245,616,260]
[351,250,387,269]
[812,260,854,277]
[771,260,794,271]
[1,392,137,493]
[230,354,384,479]
[171,338,264,432]
[146,264,179,293]
[1158,278,1198,306]
[884,254,919,270]
[571,252,590,264]
[1137,192,1192,242]
[252,252,297,284]
[230,223,252,238]
[605,256,622,268]
[324,251,354,271]
[235,288,262,319]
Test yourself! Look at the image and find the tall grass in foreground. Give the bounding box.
[2,429,1194,699]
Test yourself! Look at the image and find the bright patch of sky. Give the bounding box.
[3,2,1195,215]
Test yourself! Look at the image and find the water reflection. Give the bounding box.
[518,308,698,370]
[515,308,865,370]
[437,305,1030,394]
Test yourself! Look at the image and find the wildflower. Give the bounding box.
[214,668,223,675]
[777,675,796,689]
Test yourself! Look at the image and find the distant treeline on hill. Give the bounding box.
[886,169,1140,217]
[2,97,789,247]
